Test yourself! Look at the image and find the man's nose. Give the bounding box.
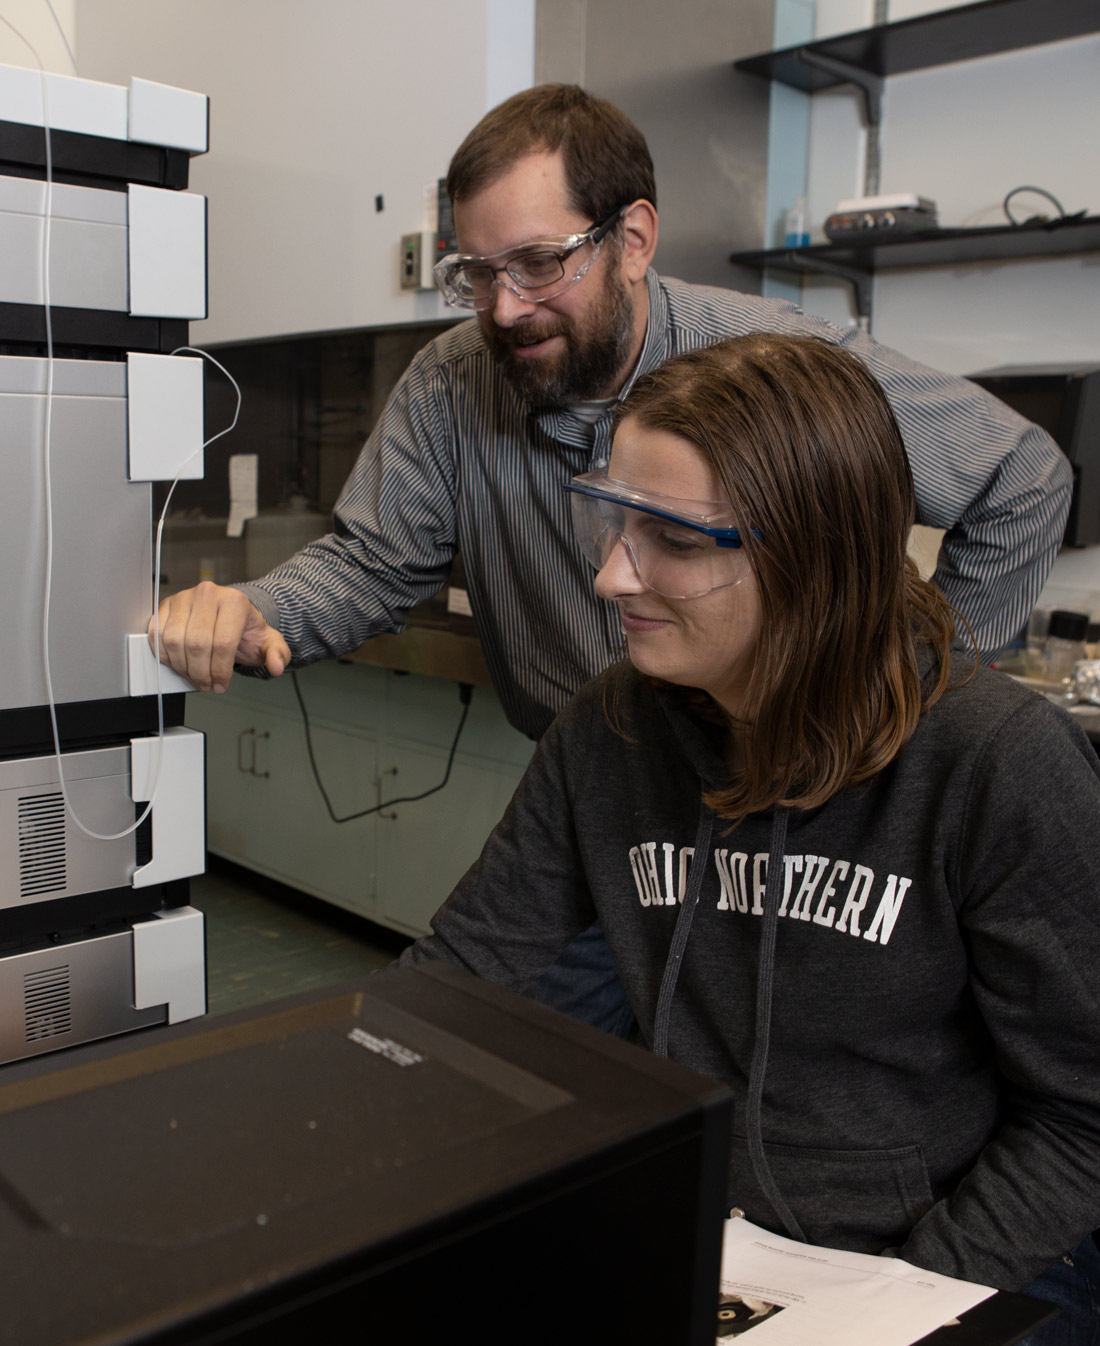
[485,277,538,326]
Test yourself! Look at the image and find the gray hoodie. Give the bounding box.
[403,656,1100,1291]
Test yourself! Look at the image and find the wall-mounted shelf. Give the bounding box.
[734,0,1100,93]
[731,216,1100,272]
[729,217,1100,324]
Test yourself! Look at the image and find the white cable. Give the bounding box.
[0,21,103,822]
[0,4,76,76]
[42,348,241,844]
[8,17,149,842]
[42,0,76,75]
[150,346,243,708]
[119,347,241,842]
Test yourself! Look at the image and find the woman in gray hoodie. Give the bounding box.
[403,334,1100,1343]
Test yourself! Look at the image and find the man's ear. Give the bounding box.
[618,199,659,282]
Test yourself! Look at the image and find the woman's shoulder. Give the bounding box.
[532,666,673,799]
[549,664,707,762]
[918,654,1098,770]
[553,663,659,736]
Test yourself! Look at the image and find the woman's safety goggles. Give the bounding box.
[565,467,759,599]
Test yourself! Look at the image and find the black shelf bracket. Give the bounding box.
[795,49,883,125]
[776,251,874,329]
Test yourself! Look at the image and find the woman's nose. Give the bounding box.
[594,537,646,599]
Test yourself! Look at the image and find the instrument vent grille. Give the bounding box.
[24,965,72,1042]
[17,792,67,898]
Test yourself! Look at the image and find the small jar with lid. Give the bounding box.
[1044,609,1089,680]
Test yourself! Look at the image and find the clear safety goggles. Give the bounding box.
[565,467,759,599]
[433,208,624,312]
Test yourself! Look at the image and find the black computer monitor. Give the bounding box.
[0,963,731,1345]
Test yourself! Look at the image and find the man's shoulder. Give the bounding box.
[655,272,817,346]
[383,318,518,425]
[402,317,495,385]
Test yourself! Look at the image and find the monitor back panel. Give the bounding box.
[0,963,732,1346]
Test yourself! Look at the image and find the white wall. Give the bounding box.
[794,0,1100,624]
[69,0,535,344]
[0,0,75,71]
[558,0,774,292]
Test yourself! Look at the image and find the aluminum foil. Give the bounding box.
[1071,660,1100,707]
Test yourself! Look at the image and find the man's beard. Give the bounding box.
[482,262,635,409]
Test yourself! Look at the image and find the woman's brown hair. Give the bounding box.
[612,333,965,823]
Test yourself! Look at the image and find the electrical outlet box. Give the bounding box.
[400,231,435,292]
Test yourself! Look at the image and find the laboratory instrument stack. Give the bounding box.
[0,62,209,1063]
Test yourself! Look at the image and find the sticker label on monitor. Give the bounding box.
[348,1027,424,1067]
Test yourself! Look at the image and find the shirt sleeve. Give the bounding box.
[237,343,461,664]
[898,697,1100,1289]
[824,323,1072,663]
[400,690,601,987]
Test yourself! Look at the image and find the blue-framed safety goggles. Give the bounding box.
[565,467,761,599]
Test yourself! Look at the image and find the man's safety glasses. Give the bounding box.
[433,208,625,312]
[565,468,760,600]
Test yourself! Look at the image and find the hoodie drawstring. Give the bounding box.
[652,801,714,1058]
[747,806,806,1241]
[652,799,806,1242]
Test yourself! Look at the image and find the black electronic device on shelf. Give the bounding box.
[824,192,939,244]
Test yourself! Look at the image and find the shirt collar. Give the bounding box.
[626,268,672,393]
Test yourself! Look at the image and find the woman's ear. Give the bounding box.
[617,199,659,283]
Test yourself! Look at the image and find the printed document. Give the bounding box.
[717,1217,995,1344]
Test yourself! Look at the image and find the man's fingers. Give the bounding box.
[261,633,292,679]
[207,596,255,692]
[148,583,267,692]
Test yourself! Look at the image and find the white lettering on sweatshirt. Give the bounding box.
[629,843,695,907]
[635,843,911,946]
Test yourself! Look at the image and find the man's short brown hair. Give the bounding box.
[446,83,656,223]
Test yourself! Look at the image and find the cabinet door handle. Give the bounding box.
[376,766,398,820]
[237,727,255,774]
[252,730,271,779]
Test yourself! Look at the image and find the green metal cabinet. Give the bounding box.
[185,661,534,936]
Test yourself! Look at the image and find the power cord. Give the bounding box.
[291,672,473,823]
[1002,185,1087,228]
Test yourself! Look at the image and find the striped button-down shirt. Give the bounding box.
[242,271,1071,740]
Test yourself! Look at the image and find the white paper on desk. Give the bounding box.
[717,1217,995,1345]
[226,453,258,538]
